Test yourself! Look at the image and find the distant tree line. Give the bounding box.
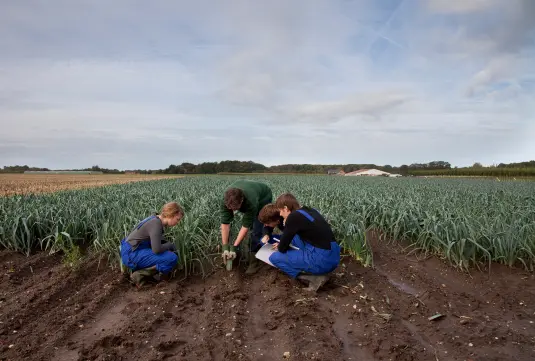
[81,165,122,174]
[0,165,121,174]
[0,165,50,173]
[2,160,534,177]
[410,167,535,177]
[159,161,267,174]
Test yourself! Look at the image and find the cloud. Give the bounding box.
[465,55,517,97]
[0,0,533,169]
[426,0,498,14]
[426,0,535,54]
[291,91,410,123]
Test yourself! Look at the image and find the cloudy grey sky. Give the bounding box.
[1,0,534,169]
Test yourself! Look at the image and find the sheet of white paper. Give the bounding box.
[255,242,277,267]
[255,237,299,267]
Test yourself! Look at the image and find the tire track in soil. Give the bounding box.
[238,267,295,361]
[315,256,452,361]
[368,234,535,360]
[233,265,349,361]
[1,254,129,361]
[73,279,193,361]
[142,276,228,361]
[40,278,132,361]
[320,300,378,361]
[76,269,248,361]
[52,289,152,360]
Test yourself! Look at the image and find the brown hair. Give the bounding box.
[258,204,280,224]
[275,193,300,212]
[224,188,244,210]
[160,202,184,219]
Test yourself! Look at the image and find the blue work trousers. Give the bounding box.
[250,217,265,253]
[120,239,178,274]
[268,234,340,278]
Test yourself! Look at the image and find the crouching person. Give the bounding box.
[268,193,340,292]
[258,203,285,245]
[120,202,183,287]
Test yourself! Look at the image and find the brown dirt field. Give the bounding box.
[1,238,534,361]
[0,174,182,196]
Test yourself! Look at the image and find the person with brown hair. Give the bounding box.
[257,203,285,244]
[220,179,273,274]
[268,193,340,292]
[120,202,184,287]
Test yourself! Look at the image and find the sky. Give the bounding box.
[0,0,534,169]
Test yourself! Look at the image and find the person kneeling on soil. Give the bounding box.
[120,202,183,287]
[268,193,340,292]
[258,203,285,244]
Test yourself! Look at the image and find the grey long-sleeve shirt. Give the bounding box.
[126,216,174,254]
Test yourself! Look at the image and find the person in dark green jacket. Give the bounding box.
[220,179,272,274]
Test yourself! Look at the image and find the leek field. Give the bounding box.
[1,175,534,275]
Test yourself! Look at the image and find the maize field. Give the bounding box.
[1,175,534,274]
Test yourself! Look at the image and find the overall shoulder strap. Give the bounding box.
[296,209,315,222]
[135,215,157,230]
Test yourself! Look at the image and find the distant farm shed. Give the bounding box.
[345,169,391,177]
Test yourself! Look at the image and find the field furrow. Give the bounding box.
[2,236,534,361]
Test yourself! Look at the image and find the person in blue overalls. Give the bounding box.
[120,202,183,287]
[268,193,340,292]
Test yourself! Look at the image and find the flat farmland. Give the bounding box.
[1,175,535,360]
[0,173,182,196]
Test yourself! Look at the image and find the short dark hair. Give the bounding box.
[275,193,300,212]
[224,188,244,210]
[258,204,280,224]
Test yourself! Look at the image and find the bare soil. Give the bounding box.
[0,174,183,196]
[1,238,534,361]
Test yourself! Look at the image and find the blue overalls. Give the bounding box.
[120,215,178,274]
[268,209,341,278]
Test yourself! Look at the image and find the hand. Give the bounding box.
[222,244,230,262]
[271,242,279,250]
[261,235,270,244]
[228,245,237,260]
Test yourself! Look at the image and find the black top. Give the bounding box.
[278,206,335,253]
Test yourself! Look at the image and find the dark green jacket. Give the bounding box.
[220,180,273,229]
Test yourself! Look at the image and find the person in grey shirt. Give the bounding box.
[120,202,184,287]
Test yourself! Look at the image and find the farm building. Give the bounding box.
[345,169,391,177]
[327,169,345,175]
